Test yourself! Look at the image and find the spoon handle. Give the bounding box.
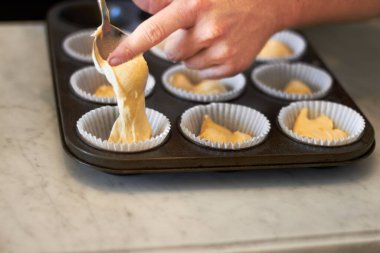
[98,0,111,26]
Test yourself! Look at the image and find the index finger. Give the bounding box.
[108,0,195,66]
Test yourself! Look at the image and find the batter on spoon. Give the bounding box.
[93,29,152,144]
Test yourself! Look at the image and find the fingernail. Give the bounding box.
[197,70,210,79]
[108,57,122,66]
[165,52,177,63]
[184,62,194,69]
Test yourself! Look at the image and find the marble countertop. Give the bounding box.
[0,20,379,253]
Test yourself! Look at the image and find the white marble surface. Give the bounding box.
[0,21,380,253]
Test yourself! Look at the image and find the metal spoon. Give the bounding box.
[93,0,127,64]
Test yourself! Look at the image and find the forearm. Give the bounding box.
[284,0,380,28]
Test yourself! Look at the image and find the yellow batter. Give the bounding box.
[169,73,227,95]
[293,108,347,141]
[258,40,293,58]
[283,79,312,94]
[93,30,152,144]
[198,115,252,144]
[94,84,115,98]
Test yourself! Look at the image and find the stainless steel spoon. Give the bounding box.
[93,0,127,62]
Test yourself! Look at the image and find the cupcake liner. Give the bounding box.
[63,29,95,63]
[77,106,171,152]
[162,65,246,102]
[278,100,365,146]
[252,62,332,100]
[70,66,156,104]
[180,103,271,150]
[149,42,169,61]
[256,30,307,62]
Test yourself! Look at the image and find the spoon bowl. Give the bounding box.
[93,0,127,68]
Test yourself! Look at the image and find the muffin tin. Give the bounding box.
[47,1,375,174]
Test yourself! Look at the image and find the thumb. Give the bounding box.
[108,0,194,66]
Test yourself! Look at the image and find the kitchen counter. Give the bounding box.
[0,20,379,253]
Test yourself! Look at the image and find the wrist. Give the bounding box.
[272,0,303,30]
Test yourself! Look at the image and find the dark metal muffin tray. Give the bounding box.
[47,0,375,174]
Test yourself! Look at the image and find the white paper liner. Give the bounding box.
[256,30,307,62]
[180,103,271,150]
[77,106,171,152]
[63,29,95,63]
[278,100,365,146]
[70,66,156,104]
[150,44,169,61]
[148,37,172,61]
[162,65,246,102]
[252,63,332,100]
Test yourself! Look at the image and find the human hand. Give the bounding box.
[108,0,290,78]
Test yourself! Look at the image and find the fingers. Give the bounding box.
[108,0,195,66]
[197,57,253,79]
[132,0,172,14]
[164,19,225,62]
[185,44,252,79]
[197,65,236,79]
[196,58,252,79]
[164,29,205,62]
[184,43,233,69]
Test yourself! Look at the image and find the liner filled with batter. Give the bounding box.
[162,64,246,103]
[76,27,170,152]
[256,30,306,62]
[252,62,332,100]
[180,103,271,150]
[70,66,155,104]
[278,100,365,146]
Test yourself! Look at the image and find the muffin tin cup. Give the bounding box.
[252,62,333,100]
[256,30,307,62]
[180,103,271,150]
[162,65,246,103]
[77,106,171,152]
[278,100,365,147]
[70,66,156,104]
[62,29,95,62]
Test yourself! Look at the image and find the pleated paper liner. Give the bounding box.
[70,66,155,104]
[180,103,271,150]
[77,106,171,152]
[62,29,94,63]
[256,30,307,62]
[278,100,365,146]
[252,62,332,100]
[149,40,169,61]
[162,64,246,103]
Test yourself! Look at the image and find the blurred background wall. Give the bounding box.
[1,0,145,20]
[2,0,69,20]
